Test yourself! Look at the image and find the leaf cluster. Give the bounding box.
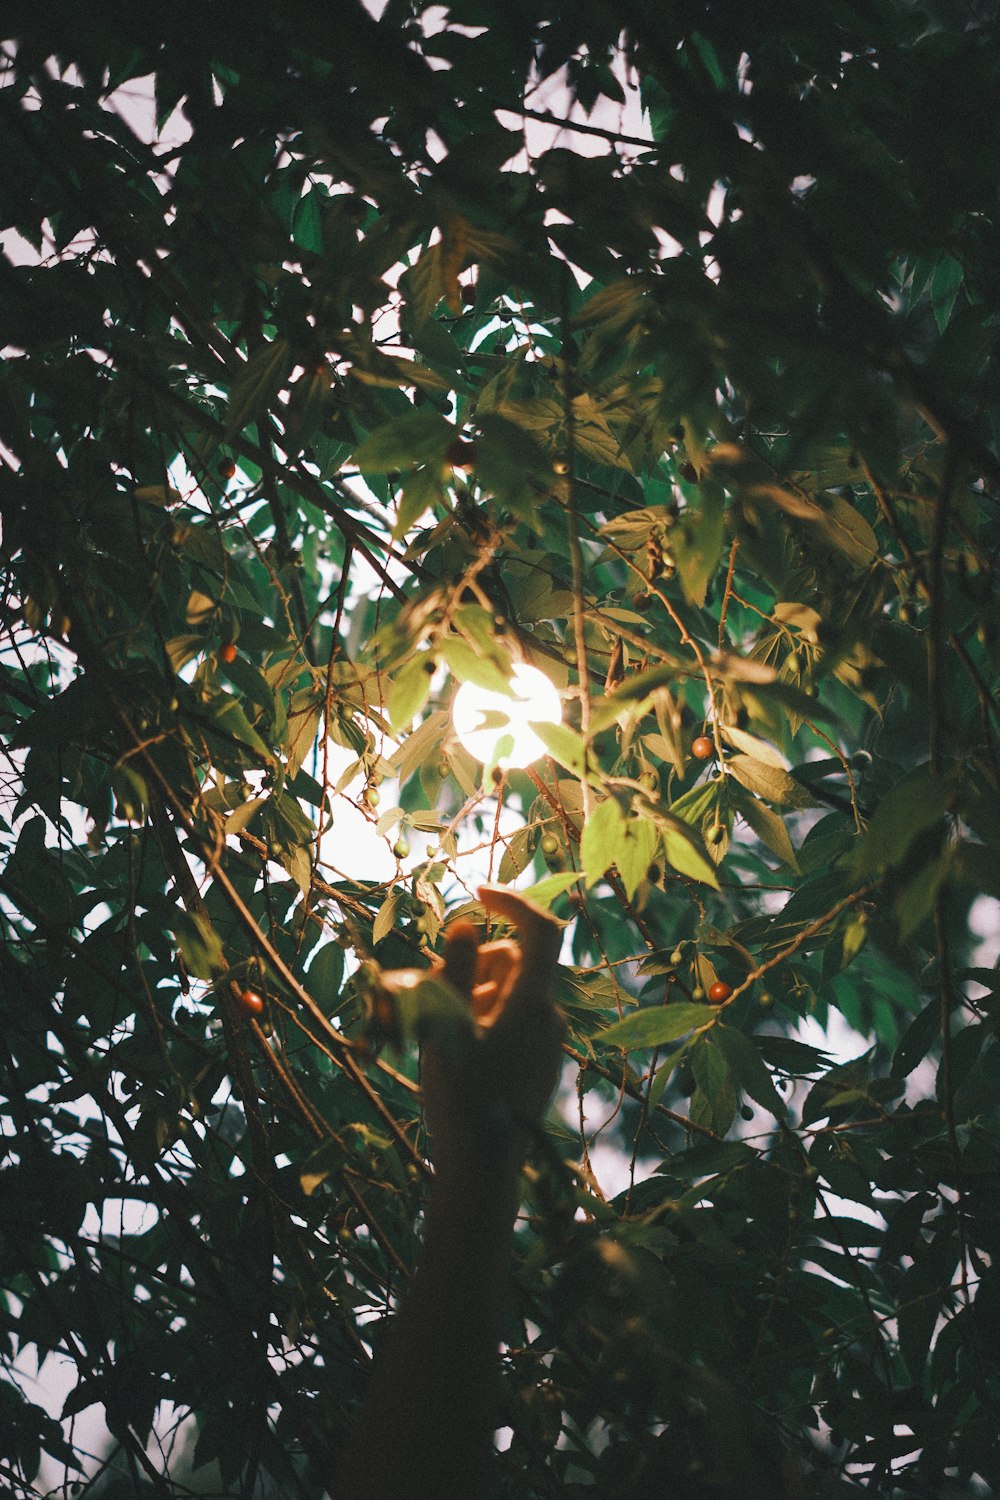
[2,4,1000,1497]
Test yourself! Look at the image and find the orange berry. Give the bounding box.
[708,980,733,1004]
[692,735,714,760]
[219,642,238,665]
[238,988,265,1016]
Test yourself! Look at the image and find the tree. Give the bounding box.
[1,0,999,1494]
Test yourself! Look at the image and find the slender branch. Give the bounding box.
[928,444,958,778]
[715,880,881,1007]
[561,269,593,820]
[862,456,1000,777]
[514,104,658,153]
[717,537,740,649]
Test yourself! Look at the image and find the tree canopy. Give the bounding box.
[2,1,1000,1495]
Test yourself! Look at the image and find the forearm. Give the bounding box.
[331,1144,523,1500]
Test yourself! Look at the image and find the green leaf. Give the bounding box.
[374,804,404,836]
[820,493,879,568]
[186,590,217,626]
[690,1035,736,1135]
[721,725,786,769]
[471,412,553,519]
[391,710,450,786]
[354,409,451,472]
[589,661,685,732]
[669,780,721,828]
[225,795,268,834]
[388,654,434,732]
[373,888,404,947]
[171,912,223,981]
[855,763,952,874]
[285,842,313,897]
[670,480,725,606]
[655,813,721,887]
[647,1036,698,1108]
[519,871,581,906]
[439,637,514,696]
[225,338,292,438]
[580,796,626,886]
[617,813,658,900]
[600,1002,716,1051]
[400,244,445,324]
[891,997,940,1078]
[598,505,675,552]
[285,692,323,779]
[393,465,444,540]
[410,316,465,372]
[306,940,346,1003]
[801,1055,872,1125]
[166,633,205,672]
[727,754,818,809]
[299,1140,344,1197]
[931,253,963,332]
[528,720,591,780]
[211,695,273,761]
[713,1026,787,1117]
[732,786,800,872]
[498,824,536,883]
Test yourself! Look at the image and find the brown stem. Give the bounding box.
[714,880,881,1007]
[561,269,593,820]
[717,537,740,649]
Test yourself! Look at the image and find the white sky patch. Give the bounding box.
[968,894,1000,968]
[318,740,401,885]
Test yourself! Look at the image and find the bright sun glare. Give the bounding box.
[452,663,562,770]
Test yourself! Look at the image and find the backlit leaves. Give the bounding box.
[2,5,1000,1497]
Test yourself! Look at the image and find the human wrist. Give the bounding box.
[430,1102,533,1181]
[429,1121,529,1216]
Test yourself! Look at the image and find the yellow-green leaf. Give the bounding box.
[581,796,626,886]
[601,1002,716,1051]
[389,654,434,732]
[727,754,818,809]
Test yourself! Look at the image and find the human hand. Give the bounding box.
[419,885,564,1172]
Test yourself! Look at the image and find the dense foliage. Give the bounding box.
[2,2,1000,1495]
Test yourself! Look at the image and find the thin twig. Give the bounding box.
[561,268,593,820]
